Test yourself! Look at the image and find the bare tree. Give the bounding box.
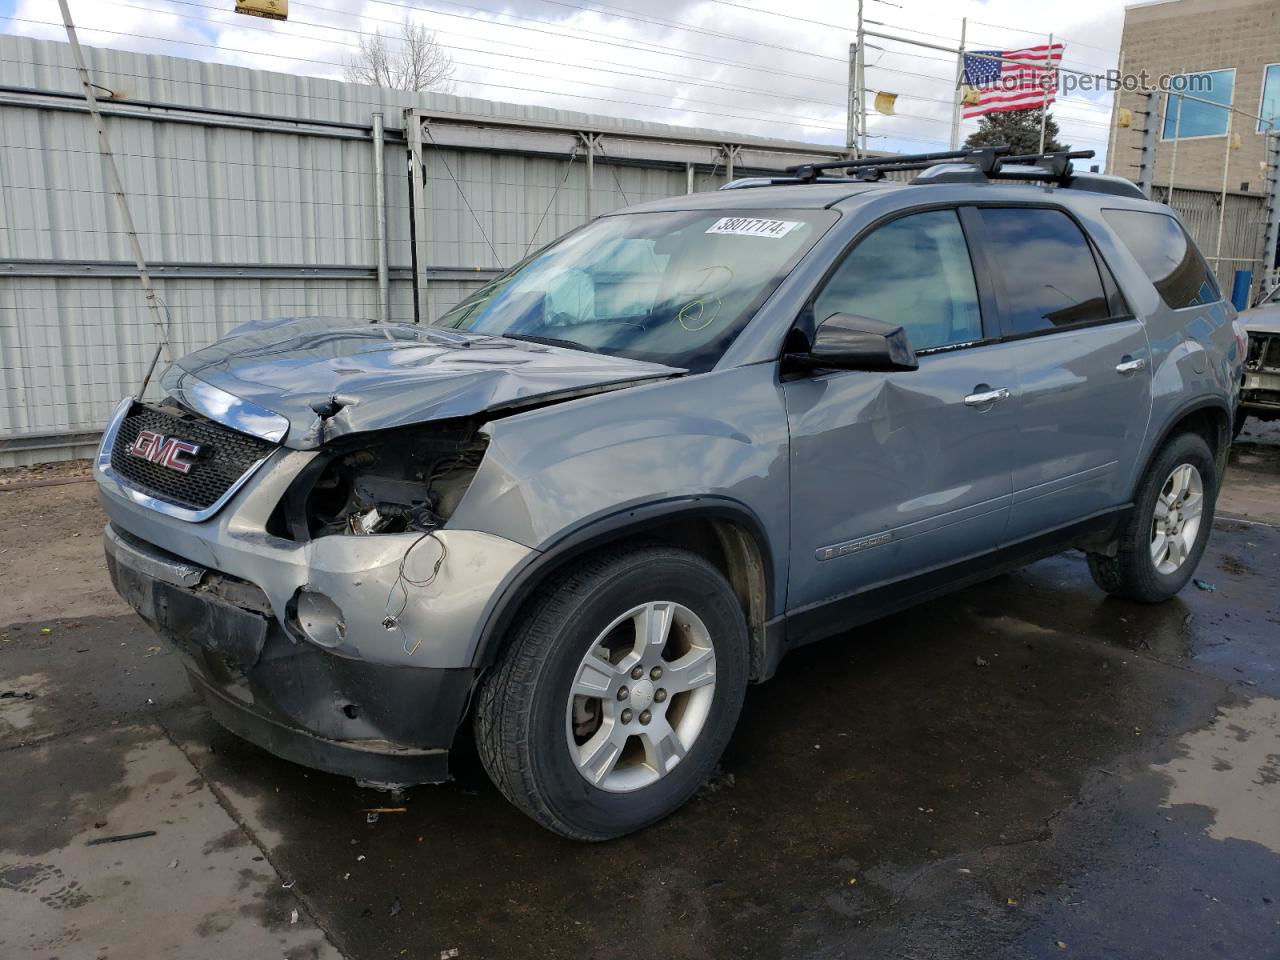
[344,18,454,93]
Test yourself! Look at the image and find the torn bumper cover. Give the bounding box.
[104,524,471,784]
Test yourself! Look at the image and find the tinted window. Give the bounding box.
[1103,209,1221,309]
[813,209,982,352]
[978,207,1110,336]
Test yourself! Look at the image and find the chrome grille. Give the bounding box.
[109,403,276,510]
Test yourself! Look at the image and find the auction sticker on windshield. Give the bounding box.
[705,217,802,238]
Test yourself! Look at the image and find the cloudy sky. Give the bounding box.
[0,0,1128,161]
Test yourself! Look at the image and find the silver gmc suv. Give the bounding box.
[97,147,1246,840]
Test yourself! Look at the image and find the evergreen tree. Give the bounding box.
[963,108,1067,154]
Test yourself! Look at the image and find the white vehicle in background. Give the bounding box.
[1237,284,1280,437]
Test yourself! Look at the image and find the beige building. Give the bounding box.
[1108,0,1279,193]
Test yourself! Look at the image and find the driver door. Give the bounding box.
[783,207,1018,614]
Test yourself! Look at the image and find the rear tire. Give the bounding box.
[1086,432,1217,603]
[1232,409,1247,440]
[474,545,749,840]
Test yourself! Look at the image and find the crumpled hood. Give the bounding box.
[161,317,682,448]
[1240,303,1280,335]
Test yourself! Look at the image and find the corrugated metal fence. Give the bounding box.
[1151,185,1271,295]
[0,35,846,466]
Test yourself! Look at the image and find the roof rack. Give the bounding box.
[780,145,1096,185]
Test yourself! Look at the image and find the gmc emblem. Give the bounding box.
[128,430,201,474]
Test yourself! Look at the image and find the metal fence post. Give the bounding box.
[406,109,431,324]
[1212,95,1236,275]
[371,111,389,325]
[1135,90,1159,199]
[1263,133,1280,297]
[583,133,595,222]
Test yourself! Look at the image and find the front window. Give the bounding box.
[1162,69,1235,140]
[813,209,983,352]
[434,209,835,371]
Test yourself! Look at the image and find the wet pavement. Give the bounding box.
[1,432,1278,960]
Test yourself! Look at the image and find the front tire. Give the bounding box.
[1087,432,1217,603]
[474,545,749,840]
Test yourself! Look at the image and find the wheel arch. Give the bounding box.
[1140,396,1231,493]
[470,497,782,683]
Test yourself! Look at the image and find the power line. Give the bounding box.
[482,0,849,65]
[5,14,849,133]
[109,0,852,109]
[319,0,849,87]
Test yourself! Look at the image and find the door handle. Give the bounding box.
[963,387,1011,407]
[1115,357,1147,374]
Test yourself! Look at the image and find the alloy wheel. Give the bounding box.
[1150,462,1204,575]
[565,601,717,793]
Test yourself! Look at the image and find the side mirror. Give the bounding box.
[791,313,918,372]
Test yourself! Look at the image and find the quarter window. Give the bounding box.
[977,207,1111,336]
[1103,209,1221,309]
[812,209,983,352]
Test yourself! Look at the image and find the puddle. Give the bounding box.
[1151,696,1280,853]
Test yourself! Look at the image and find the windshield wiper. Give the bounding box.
[500,334,601,354]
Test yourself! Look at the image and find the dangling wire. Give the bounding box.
[384,530,448,656]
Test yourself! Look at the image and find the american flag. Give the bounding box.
[962,44,1064,119]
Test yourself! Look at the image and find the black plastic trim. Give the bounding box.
[784,506,1129,650]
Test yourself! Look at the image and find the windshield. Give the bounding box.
[434,209,835,371]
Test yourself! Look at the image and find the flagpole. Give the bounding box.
[1038,33,1054,154]
[1105,48,1125,175]
[846,40,857,155]
[950,17,966,150]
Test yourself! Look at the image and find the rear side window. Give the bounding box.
[1103,209,1221,309]
[813,209,983,351]
[977,207,1111,337]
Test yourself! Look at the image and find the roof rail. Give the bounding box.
[771,145,1117,191]
[785,146,1010,183]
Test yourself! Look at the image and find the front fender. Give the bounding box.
[448,363,791,633]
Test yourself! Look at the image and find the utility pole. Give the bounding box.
[56,0,171,392]
[856,0,867,157]
[949,17,967,150]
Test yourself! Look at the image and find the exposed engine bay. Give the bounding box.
[285,422,487,540]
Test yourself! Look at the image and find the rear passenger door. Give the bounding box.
[971,206,1153,541]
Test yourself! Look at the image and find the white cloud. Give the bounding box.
[2,0,1126,161]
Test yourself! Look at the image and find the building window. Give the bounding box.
[1162,69,1235,140]
[1260,63,1280,134]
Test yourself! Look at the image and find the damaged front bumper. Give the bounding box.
[96,438,534,785]
[105,524,473,783]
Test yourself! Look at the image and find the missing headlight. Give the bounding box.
[276,421,488,540]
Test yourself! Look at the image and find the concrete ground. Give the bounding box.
[1,426,1278,960]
